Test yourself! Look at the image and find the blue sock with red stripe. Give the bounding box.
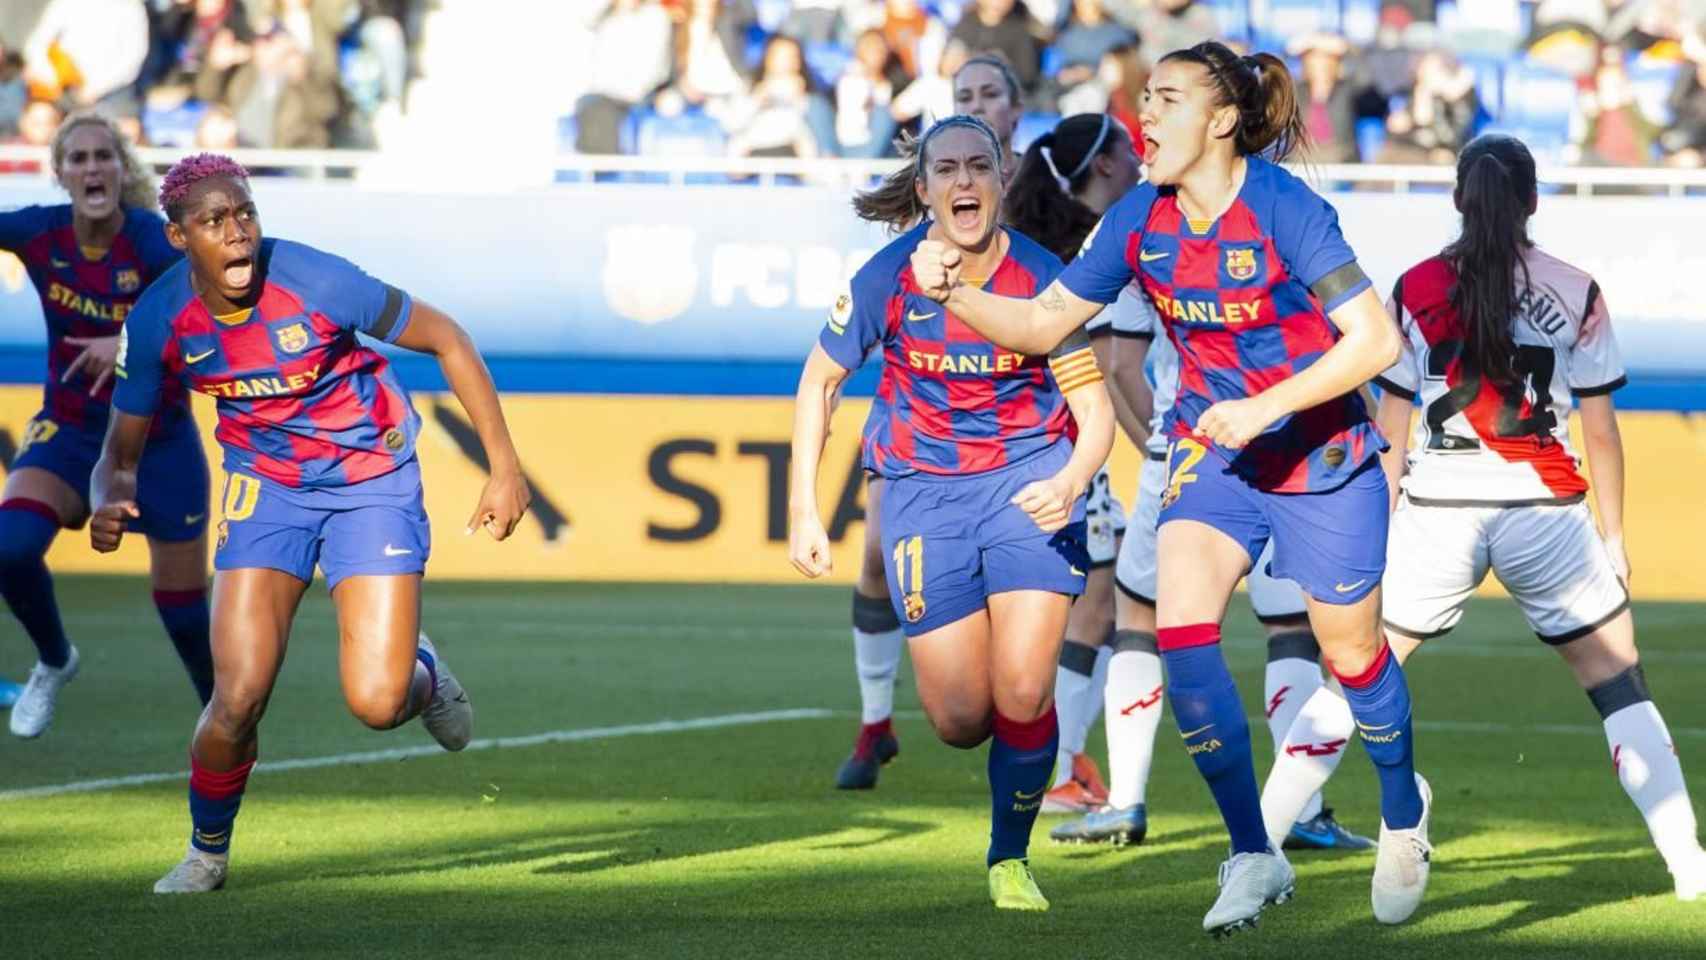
[154,589,213,706]
[1333,644,1423,829]
[0,500,68,668]
[987,708,1058,866]
[1160,623,1268,855]
[188,756,255,855]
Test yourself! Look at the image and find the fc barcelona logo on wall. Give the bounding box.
[275,322,310,354]
[116,269,140,293]
[1225,248,1257,282]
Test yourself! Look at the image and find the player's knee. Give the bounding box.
[345,677,412,730]
[0,511,52,572]
[206,688,268,742]
[925,704,990,748]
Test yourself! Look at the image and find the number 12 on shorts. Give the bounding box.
[1163,439,1206,508]
[892,535,927,624]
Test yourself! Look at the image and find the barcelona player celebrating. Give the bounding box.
[791,115,1114,911]
[0,111,213,738]
[1267,134,1706,901]
[89,154,530,894]
[909,43,1431,934]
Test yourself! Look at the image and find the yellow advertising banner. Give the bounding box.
[7,388,1704,599]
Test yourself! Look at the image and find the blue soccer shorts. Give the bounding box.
[1157,437,1386,605]
[878,439,1089,637]
[214,457,430,589]
[12,408,210,542]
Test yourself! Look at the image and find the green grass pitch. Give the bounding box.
[3,577,1704,958]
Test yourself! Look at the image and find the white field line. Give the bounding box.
[0,708,832,803]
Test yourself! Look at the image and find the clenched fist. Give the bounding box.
[910,240,962,303]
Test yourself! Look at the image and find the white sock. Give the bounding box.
[852,626,904,725]
[1084,643,1111,736]
[1104,631,1165,808]
[1261,685,1354,847]
[1265,654,1327,822]
[1604,701,1702,873]
[1052,640,1099,787]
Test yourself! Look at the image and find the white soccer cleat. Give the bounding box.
[416,633,472,751]
[1202,846,1295,937]
[1672,848,1706,902]
[1372,772,1433,924]
[153,849,229,894]
[9,645,80,739]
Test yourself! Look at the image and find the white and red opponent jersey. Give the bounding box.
[1376,245,1626,506]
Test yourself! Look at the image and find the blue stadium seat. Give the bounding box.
[142,100,207,148]
[804,42,852,91]
[1629,60,1682,127]
[554,115,585,184]
[629,108,730,184]
[1499,61,1576,139]
[744,24,768,71]
[1340,0,1380,45]
[1011,111,1060,156]
[1203,0,1250,46]
[1040,45,1062,79]
[1251,0,1337,55]
[1460,53,1506,120]
[1354,115,1386,162]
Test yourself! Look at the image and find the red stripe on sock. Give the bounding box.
[152,588,207,608]
[992,707,1057,752]
[1157,623,1221,652]
[1331,642,1392,689]
[862,717,892,737]
[0,498,62,526]
[189,757,255,800]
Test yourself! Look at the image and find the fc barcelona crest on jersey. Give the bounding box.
[1225,248,1258,282]
[115,269,140,293]
[275,322,310,354]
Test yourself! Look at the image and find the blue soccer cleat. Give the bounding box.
[1284,807,1376,851]
[835,719,899,790]
[1049,803,1148,846]
[0,677,21,709]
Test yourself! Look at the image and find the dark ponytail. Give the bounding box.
[1002,114,1123,260]
[1159,42,1309,162]
[1443,134,1538,387]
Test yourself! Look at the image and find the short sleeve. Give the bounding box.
[1057,184,1156,305]
[0,206,48,252]
[1568,281,1626,396]
[818,269,890,372]
[291,244,414,344]
[1269,178,1369,312]
[112,299,171,417]
[1374,275,1419,399]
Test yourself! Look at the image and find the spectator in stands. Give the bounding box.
[194,101,239,148]
[0,46,24,138]
[575,0,674,154]
[195,28,338,148]
[144,0,254,92]
[893,37,968,130]
[1578,42,1661,164]
[1525,0,1609,78]
[1292,32,1360,163]
[1106,0,1217,59]
[1380,48,1481,163]
[880,0,939,80]
[23,0,150,115]
[948,0,1044,94]
[1353,3,1421,124]
[786,0,856,45]
[1053,0,1136,109]
[15,97,61,147]
[837,29,903,156]
[657,0,751,118]
[1659,26,1706,165]
[726,34,833,158]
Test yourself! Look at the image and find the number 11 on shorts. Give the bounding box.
[893,535,927,624]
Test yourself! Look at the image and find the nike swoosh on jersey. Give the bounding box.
[184,349,217,364]
[1334,579,1368,593]
[383,544,413,557]
[50,258,70,268]
[1180,724,1214,739]
[184,513,205,524]
[1139,250,1169,262]
[906,309,936,322]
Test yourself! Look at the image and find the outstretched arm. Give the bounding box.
[788,345,852,577]
[911,241,1107,355]
[393,300,530,539]
[90,410,153,552]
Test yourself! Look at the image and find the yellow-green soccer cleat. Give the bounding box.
[988,859,1050,912]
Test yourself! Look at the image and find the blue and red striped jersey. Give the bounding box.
[0,204,189,430]
[113,238,419,489]
[820,224,1097,479]
[1059,157,1382,493]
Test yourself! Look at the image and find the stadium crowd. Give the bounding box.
[1,0,1705,167]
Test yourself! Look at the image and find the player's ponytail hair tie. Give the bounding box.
[1039,141,1072,194]
[1039,114,1112,196]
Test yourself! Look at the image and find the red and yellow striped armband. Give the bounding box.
[1048,347,1103,394]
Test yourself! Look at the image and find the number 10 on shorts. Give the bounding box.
[893,535,927,624]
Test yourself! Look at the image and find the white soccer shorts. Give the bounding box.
[1382,498,1630,644]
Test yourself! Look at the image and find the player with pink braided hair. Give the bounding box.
[91,152,532,894]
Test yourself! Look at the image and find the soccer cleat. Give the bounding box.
[834,719,899,790]
[1049,803,1148,846]
[416,634,473,751]
[1671,848,1706,902]
[153,850,229,894]
[1203,847,1295,937]
[9,646,80,739]
[1040,778,1100,814]
[1284,807,1376,851]
[1372,772,1433,924]
[0,676,21,709]
[1071,752,1110,806]
[988,859,1050,911]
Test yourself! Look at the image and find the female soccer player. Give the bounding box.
[0,111,213,739]
[831,54,1029,792]
[1270,133,1706,901]
[89,154,530,894]
[908,43,1431,933]
[792,115,1114,911]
